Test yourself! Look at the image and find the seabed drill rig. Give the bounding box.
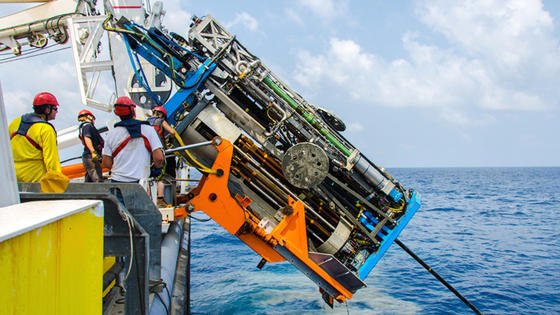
[0,1,423,314]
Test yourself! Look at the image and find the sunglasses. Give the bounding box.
[50,106,59,111]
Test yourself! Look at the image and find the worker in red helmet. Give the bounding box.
[78,109,104,182]
[8,92,62,182]
[101,96,164,183]
[148,106,176,141]
[147,105,177,206]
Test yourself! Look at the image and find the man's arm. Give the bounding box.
[152,148,164,168]
[42,125,62,173]
[162,121,175,136]
[101,155,113,169]
[84,137,96,154]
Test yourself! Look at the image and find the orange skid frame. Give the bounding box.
[187,138,353,302]
[61,163,109,179]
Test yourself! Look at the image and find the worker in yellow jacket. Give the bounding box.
[9,92,62,183]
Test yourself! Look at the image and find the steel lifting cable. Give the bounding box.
[395,239,483,314]
[0,45,70,64]
[130,44,163,106]
[104,13,164,106]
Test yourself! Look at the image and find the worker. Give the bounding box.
[9,91,62,182]
[101,96,164,183]
[147,106,176,146]
[78,109,104,182]
[147,106,176,206]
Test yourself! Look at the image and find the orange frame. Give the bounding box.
[187,138,353,302]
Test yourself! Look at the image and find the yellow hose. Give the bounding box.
[172,130,217,174]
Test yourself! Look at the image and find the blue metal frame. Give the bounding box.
[357,190,421,279]
[118,21,216,124]
[163,59,216,126]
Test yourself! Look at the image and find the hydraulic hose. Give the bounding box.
[262,76,352,157]
[172,130,217,174]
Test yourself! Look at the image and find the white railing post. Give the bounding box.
[0,82,20,206]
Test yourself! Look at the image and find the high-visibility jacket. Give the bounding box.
[8,114,61,182]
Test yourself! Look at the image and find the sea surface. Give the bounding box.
[189,167,560,314]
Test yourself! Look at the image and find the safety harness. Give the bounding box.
[79,121,104,153]
[78,121,89,146]
[10,113,55,150]
[112,119,152,158]
[147,116,165,143]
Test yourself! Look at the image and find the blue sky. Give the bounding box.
[1,0,559,167]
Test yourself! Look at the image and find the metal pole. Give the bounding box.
[395,239,483,315]
[0,82,20,207]
[165,141,213,154]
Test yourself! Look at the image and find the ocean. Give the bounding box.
[189,167,560,314]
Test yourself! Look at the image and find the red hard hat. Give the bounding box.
[115,96,136,107]
[153,106,167,117]
[78,109,95,119]
[33,92,59,107]
[114,96,136,117]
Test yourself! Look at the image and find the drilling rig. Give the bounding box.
[0,0,420,312]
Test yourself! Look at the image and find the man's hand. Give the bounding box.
[91,151,99,163]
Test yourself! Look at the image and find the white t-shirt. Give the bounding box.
[102,122,163,182]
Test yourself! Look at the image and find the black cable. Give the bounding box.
[188,213,211,222]
[0,46,70,65]
[0,43,58,61]
[131,225,146,315]
[164,283,172,305]
[154,292,170,315]
[61,155,83,164]
[0,46,38,56]
[395,239,483,315]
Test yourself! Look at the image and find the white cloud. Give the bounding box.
[2,89,31,120]
[296,0,348,20]
[284,8,304,26]
[293,0,560,126]
[416,0,557,70]
[160,0,192,34]
[226,12,259,32]
[1,53,82,128]
[347,122,364,132]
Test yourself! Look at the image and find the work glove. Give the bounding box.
[150,167,163,179]
[40,171,70,193]
[91,151,99,163]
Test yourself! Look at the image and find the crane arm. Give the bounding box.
[0,0,93,55]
